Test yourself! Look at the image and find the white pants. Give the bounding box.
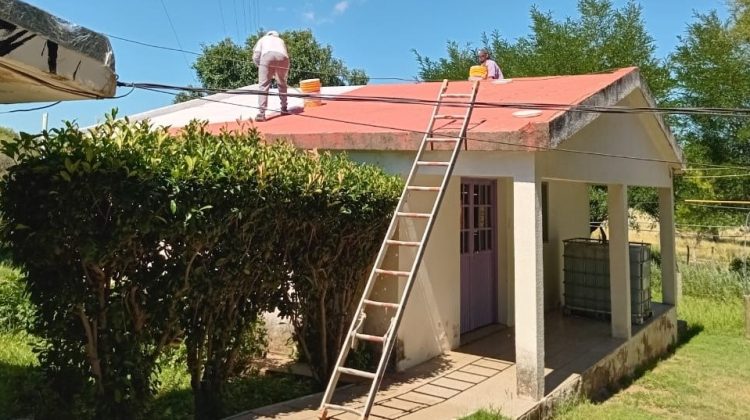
[258,52,289,114]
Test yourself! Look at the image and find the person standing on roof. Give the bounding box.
[477,48,503,80]
[253,30,289,122]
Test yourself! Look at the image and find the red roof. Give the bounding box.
[203,67,644,151]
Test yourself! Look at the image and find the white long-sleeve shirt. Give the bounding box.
[252,34,288,65]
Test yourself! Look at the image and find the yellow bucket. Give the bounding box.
[300,78,322,108]
[469,65,487,80]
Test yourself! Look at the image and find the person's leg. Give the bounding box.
[257,54,272,119]
[275,56,290,112]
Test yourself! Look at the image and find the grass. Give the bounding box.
[460,408,510,420]
[0,332,38,420]
[0,330,317,419]
[554,333,750,419]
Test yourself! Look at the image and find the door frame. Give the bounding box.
[459,177,499,335]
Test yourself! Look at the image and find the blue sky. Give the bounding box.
[1,0,730,133]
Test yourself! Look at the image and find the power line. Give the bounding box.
[254,0,261,32]
[243,0,249,36]
[232,0,241,41]
[123,81,750,119]
[684,203,750,211]
[217,0,228,37]
[0,101,61,115]
[114,80,750,173]
[683,173,750,179]
[159,0,194,80]
[684,199,750,205]
[129,84,691,167]
[104,32,413,82]
[106,33,199,55]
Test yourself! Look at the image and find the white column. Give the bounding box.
[658,187,679,306]
[608,184,631,339]
[513,165,545,400]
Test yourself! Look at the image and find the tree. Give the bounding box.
[415,0,673,101]
[175,30,369,103]
[670,8,750,227]
[0,127,17,174]
[414,0,672,224]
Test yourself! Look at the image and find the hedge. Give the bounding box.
[0,113,401,419]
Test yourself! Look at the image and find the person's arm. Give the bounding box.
[252,40,262,66]
[488,61,501,79]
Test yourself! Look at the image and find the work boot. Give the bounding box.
[255,113,266,122]
[280,106,288,114]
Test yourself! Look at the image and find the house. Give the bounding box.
[0,0,116,103]
[129,67,682,409]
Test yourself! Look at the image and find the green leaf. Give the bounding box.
[170,200,177,214]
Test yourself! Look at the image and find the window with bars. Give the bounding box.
[460,181,493,254]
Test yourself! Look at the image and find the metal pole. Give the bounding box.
[42,112,48,131]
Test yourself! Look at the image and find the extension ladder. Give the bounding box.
[319,79,480,420]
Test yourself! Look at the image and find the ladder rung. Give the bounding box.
[338,367,376,380]
[323,403,363,417]
[441,93,472,98]
[355,332,386,343]
[386,239,420,247]
[416,161,451,167]
[374,268,411,277]
[396,211,431,218]
[425,137,459,143]
[434,114,464,119]
[363,299,401,309]
[406,186,441,192]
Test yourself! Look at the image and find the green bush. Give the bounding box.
[0,113,401,418]
[0,264,34,332]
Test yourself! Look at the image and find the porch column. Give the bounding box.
[513,169,544,400]
[658,187,679,305]
[607,184,631,339]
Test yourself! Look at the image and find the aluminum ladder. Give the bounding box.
[318,79,480,419]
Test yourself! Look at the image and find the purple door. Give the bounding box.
[460,179,497,334]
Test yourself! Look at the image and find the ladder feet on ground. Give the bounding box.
[318,79,479,420]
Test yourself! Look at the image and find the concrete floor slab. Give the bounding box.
[236,303,674,420]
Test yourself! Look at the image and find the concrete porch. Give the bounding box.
[234,303,676,420]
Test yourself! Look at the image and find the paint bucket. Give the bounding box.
[300,78,322,107]
[469,65,487,81]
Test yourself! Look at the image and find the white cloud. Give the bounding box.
[333,1,349,15]
[302,11,315,21]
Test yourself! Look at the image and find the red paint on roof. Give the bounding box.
[203,67,638,151]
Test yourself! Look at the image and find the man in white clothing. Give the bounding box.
[477,48,503,80]
[253,30,289,121]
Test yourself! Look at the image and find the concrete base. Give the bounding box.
[237,304,676,420]
[520,304,677,419]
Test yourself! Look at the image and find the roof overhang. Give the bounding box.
[130,67,684,170]
[0,0,116,103]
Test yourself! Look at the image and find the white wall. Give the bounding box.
[542,181,590,310]
[345,97,678,368]
[395,175,461,370]
[539,92,675,188]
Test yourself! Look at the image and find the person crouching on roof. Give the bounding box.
[477,48,503,80]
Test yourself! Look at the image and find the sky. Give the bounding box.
[0,0,731,133]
